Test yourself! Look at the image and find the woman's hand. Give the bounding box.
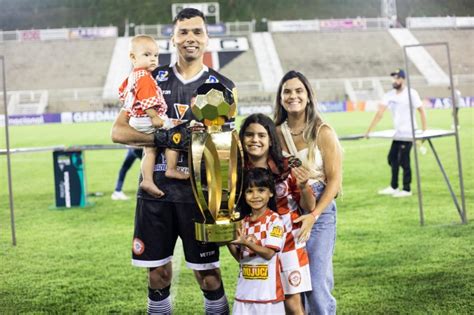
[293,213,317,243]
[292,165,311,189]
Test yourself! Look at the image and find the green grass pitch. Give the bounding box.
[1,108,473,313]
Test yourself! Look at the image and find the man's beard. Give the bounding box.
[392,82,402,90]
[184,55,197,62]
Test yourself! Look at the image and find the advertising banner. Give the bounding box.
[40,28,69,40]
[160,23,226,36]
[69,27,118,39]
[20,30,41,41]
[319,18,367,31]
[158,37,248,53]
[268,20,320,32]
[53,150,87,208]
[423,96,473,109]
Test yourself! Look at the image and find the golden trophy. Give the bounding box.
[190,82,243,242]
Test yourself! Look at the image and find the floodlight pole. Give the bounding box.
[402,48,424,226]
[1,56,16,245]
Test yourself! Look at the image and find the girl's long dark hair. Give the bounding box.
[239,113,285,174]
[239,167,277,218]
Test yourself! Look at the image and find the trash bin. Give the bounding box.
[52,150,87,208]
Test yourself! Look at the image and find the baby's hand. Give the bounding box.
[151,116,164,128]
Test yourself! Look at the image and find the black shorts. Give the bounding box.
[131,198,220,270]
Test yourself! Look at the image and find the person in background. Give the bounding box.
[365,68,427,198]
[111,148,143,200]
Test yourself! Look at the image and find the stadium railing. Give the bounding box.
[0,26,118,42]
[1,74,472,115]
[268,17,391,33]
[134,21,255,38]
[406,16,474,29]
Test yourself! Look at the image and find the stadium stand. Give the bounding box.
[0,38,115,90]
[250,32,284,91]
[272,30,422,79]
[411,29,474,76]
[408,29,474,97]
[7,90,48,115]
[0,25,472,112]
[102,37,132,99]
[389,28,449,86]
[0,38,115,113]
[219,49,261,84]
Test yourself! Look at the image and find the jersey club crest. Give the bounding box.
[174,103,189,120]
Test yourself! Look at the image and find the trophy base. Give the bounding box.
[195,220,241,243]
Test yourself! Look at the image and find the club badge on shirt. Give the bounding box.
[206,75,219,83]
[172,132,182,145]
[288,270,302,287]
[132,238,145,255]
[156,70,169,82]
[174,103,189,120]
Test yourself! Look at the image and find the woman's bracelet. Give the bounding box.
[311,210,320,220]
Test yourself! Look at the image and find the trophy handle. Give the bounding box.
[227,130,244,212]
[203,136,222,216]
[189,132,222,223]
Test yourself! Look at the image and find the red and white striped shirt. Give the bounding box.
[235,209,285,303]
[119,68,168,119]
[275,170,310,271]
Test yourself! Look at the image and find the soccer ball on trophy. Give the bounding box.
[191,82,236,127]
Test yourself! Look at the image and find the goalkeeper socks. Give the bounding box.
[147,286,171,315]
[202,284,229,315]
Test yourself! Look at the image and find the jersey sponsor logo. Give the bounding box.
[288,270,302,287]
[156,70,169,82]
[200,250,216,258]
[154,163,189,173]
[270,225,284,238]
[174,103,189,120]
[206,75,219,83]
[172,132,182,144]
[242,264,269,280]
[132,238,145,255]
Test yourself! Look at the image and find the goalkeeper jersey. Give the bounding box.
[137,64,235,203]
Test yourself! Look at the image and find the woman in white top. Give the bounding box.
[274,70,343,315]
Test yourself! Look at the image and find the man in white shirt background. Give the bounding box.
[365,69,428,198]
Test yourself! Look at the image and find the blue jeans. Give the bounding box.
[304,182,337,315]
